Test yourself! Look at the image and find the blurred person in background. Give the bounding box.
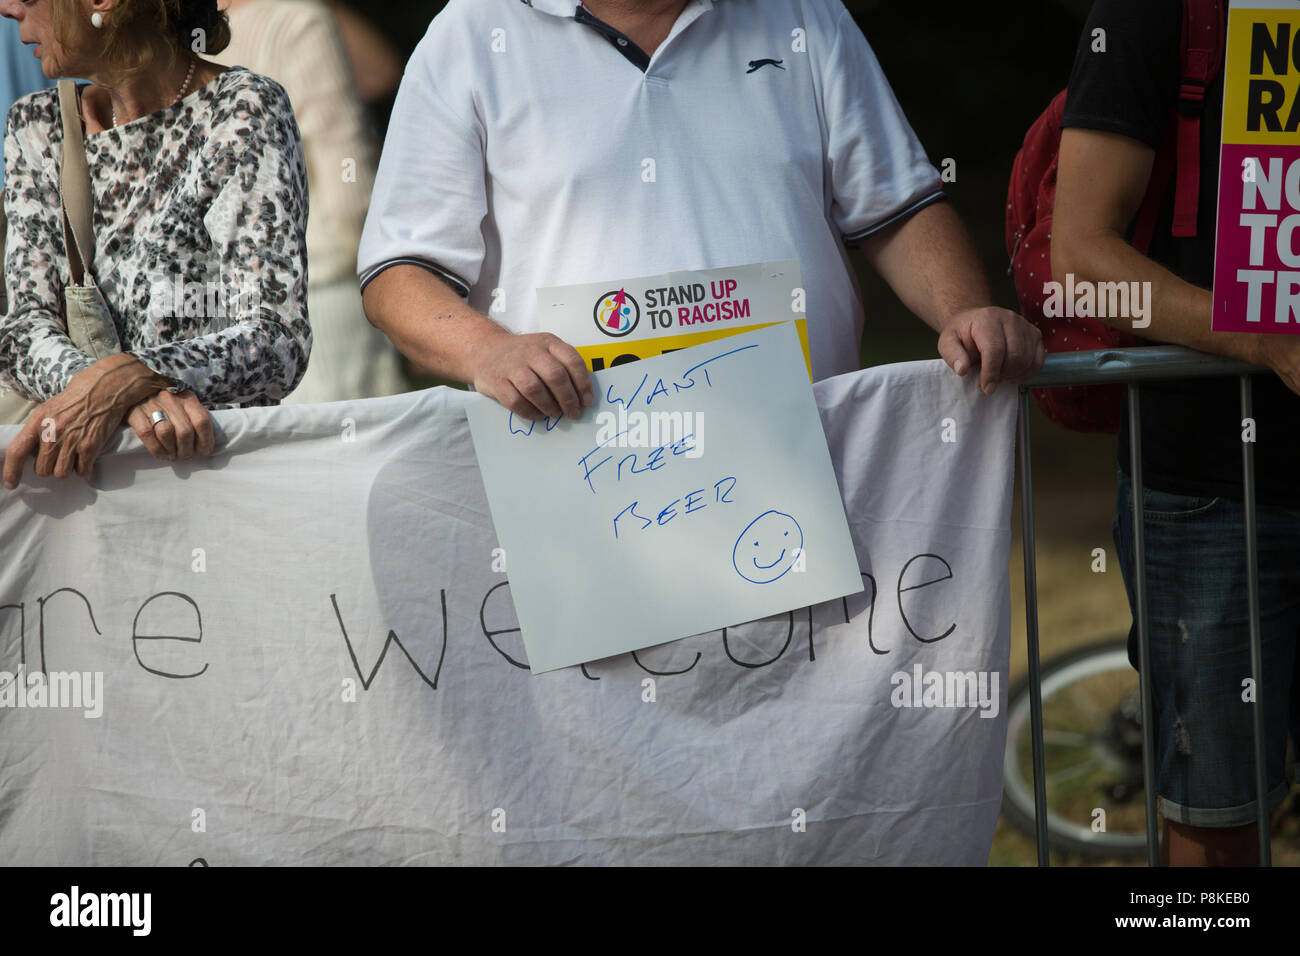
[0,0,310,488]
[324,0,400,134]
[215,0,406,403]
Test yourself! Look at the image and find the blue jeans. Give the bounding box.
[1113,471,1300,827]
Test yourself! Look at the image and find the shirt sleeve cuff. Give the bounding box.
[842,190,948,244]
[126,350,194,396]
[359,258,471,298]
[46,353,96,401]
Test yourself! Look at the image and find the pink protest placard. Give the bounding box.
[1211,0,1300,334]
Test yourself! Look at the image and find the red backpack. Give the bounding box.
[1005,0,1225,433]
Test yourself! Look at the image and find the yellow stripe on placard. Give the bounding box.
[1222,7,1300,145]
[575,319,813,382]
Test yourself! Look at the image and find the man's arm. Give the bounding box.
[859,200,1044,393]
[1052,127,1300,394]
[361,265,593,420]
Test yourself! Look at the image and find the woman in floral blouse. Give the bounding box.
[0,0,309,489]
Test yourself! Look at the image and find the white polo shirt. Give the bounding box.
[358,0,944,381]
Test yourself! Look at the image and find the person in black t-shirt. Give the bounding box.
[1054,0,1300,865]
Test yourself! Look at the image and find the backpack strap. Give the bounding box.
[1132,122,1178,254]
[1171,0,1226,238]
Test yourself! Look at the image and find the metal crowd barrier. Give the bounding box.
[1017,346,1269,867]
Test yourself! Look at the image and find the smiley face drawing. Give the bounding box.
[733,510,804,584]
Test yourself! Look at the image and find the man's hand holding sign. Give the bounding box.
[471,329,595,423]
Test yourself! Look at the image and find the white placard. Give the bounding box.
[467,323,862,673]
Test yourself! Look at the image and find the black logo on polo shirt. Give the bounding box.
[746,58,785,73]
[593,289,640,337]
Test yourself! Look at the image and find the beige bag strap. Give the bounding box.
[57,79,95,287]
[1,202,8,313]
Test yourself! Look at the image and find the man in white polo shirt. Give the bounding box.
[359,0,1044,419]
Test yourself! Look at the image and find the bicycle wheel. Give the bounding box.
[1002,637,1150,860]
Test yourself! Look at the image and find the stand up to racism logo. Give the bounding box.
[594,288,641,337]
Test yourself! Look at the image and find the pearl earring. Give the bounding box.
[91,12,104,28]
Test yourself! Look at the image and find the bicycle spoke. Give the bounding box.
[1041,729,1090,747]
[1059,688,1106,722]
[1045,754,1100,786]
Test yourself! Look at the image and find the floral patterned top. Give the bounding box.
[1,66,310,408]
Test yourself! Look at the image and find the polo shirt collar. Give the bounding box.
[523,0,720,20]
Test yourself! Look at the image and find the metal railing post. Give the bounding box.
[1126,384,1161,867]
[1016,346,1270,866]
[1240,374,1271,866]
[1018,386,1051,866]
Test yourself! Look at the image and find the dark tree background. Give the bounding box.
[337,0,1097,366]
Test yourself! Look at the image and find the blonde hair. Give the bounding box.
[51,0,231,79]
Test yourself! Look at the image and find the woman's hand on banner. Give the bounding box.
[938,306,1045,394]
[472,330,594,421]
[1,354,175,488]
[124,389,215,463]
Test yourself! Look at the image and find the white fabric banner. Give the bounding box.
[0,359,1016,865]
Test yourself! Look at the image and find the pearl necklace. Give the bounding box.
[111,57,197,129]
